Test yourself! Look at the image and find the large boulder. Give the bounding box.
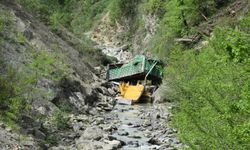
[78,126,104,141]
[76,126,106,150]
[152,84,170,103]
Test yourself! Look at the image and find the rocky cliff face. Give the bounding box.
[0,1,117,149]
[90,11,159,62]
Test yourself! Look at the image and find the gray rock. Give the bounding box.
[156,113,161,119]
[0,122,5,128]
[103,125,117,132]
[128,135,141,139]
[76,140,103,150]
[103,140,122,149]
[78,126,104,141]
[127,122,133,126]
[121,45,129,51]
[71,114,89,122]
[72,122,84,132]
[107,88,116,96]
[102,105,113,111]
[5,127,12,132]
[148,137,163,145]
[34,129,46,140]
[93,117,105,125]
[107,135,117,141]
[158,144,171,150]
[132,123,141,128]
[152,84,169,103]
[127,141,139,147]
[143,120,151,127]
[118,131,129,136]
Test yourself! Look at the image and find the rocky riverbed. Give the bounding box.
[106,103,184,150]
[79,12,184,149]
[46,100,185,150]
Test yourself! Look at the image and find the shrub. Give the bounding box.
[0,60,34,126]
[109,0,140,22]
[29,50,69,82]
[142,0,167,17]
[51,110,69,130]
[166,26,250,149]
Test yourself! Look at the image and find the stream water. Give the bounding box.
[112,104,159,150]
[104,103,182,150]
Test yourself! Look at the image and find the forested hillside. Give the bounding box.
[0,0,249,149]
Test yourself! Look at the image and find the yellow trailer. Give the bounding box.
[107,55,163,104]
[119,82,144,103]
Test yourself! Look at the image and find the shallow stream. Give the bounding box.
[112,104,159,149]
[104,103,183,150]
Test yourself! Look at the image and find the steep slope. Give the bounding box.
[0,1,116,149]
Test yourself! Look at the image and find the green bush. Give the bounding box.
[70,0,109,33]
[166,25,250,149]
[148,0,225,57]
[29,50,69,82]
[16,0,60,23]
[109,0,140,22]
[142,0,167,17]
[51,110,69,130]
[0,61,34,126]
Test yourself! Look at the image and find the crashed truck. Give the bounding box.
[106,55,163,104]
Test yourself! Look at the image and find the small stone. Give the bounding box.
[143,120,151,127]
[128,135,141,139]
[37,106,47,115]
[73,122,84,132]
[22,140,35,146]
[94,117,104,125]
[107,140,122,148]
[107,135,117,141]
[127,141,139,147]
[0,122,5,128]
[148,137,162,145]
[108,88,116,96]
[118,131,129,136]
[132,124,141,128]
[34,129,46,140]
[6,127,12,132]
[103,106,113,111]
[127,122,133,126]
[78,126,104,141]
[156,113,161,119]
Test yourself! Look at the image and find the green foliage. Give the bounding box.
[17,0,109,33]
[212,28,250,63]
[70,0,109,34]
[44,134,58,145]
[148,0,225,57]
[0,7,13,44]
[0,61,35,126]
[16,0,60,22]
[109,0,140,22]
[29,50,69,82]
[51,110,69,130]
[142,0,166,17]
[166,25,250,149]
